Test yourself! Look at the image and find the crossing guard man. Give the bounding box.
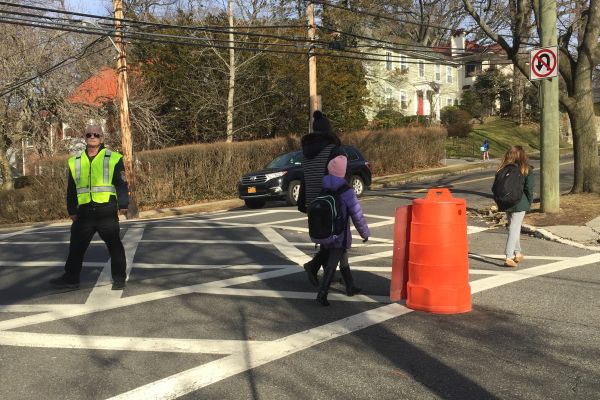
[50,125,129,290]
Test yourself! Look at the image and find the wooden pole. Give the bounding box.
[307,1,320,132]
[113,0,138,218]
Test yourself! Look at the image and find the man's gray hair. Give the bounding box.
[84,124,103,134]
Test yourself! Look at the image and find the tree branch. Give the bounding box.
[582,0,600,65]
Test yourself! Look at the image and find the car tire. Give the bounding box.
[350,175,365,197]
[244,199,266,209]
[286,180,301,206]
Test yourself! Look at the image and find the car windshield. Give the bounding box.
[266,152,303,168]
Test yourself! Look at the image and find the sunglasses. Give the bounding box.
[85,132,102,138]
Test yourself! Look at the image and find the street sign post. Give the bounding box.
[530,47,558,80]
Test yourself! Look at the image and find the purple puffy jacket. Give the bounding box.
[322,175,370,249]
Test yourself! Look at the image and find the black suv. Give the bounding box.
[238,145,372,209]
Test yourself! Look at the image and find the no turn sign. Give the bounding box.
[530,47,558,80]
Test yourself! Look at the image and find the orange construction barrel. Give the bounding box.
[406,188,471,314]
[390,205,412,302]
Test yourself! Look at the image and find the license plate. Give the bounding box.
[247,186,256,194]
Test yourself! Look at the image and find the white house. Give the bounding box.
[364,31,510,122]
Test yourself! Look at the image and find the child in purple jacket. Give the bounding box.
[316,155,370,306]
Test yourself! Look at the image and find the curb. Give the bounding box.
[370,161,497,189]
[522,223,600,252]
[137,199,244,220]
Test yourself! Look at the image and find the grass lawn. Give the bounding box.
[445,117,543,159]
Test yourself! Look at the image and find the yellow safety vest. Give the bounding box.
[68,148,123,206]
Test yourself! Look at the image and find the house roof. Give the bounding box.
[67,67,118,107]
[432,40,504,58]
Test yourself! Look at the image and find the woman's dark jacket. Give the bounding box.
[505,165,534,213]
[297,132,342,213]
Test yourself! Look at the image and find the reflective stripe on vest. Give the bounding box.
[68,149,122,206]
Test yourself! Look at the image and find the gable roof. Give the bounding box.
[67,67,118,107]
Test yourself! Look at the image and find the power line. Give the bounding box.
[313,0,538,46]
[0,6,317,49]
[0,14,517,67]
[0,15,312,56]
[318,25,491,55]
[311,0,460,33]
[0,30,69,63]
[0,0,527,61]
[0,1,308,41]
[0,37,109,97]
[318,24,534,59]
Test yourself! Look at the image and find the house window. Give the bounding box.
[400,55,408,71]
[386,52,392,71]
[25,138,34,148]
[400,90,408,110]
[465,61,482,77]
[418,60,425,77]
[447,98,454,107]
[446,66,453,83]
[384,88,393,106]
[435,64,441,81]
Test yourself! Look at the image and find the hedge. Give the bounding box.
[0,126,446,224]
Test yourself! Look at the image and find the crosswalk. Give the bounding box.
[0,208,598,399]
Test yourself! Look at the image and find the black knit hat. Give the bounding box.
[312,110,333,134]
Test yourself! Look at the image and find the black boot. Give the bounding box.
[340,267,362,296]
[303,260,319,287]
[316,291,330,306]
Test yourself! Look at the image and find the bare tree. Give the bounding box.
[0,4,111,189]
[461,0,600,193]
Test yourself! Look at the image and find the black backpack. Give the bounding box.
[308,184,351,245]
[492,164,524,211]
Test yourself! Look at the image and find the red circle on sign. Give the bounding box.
[532,50,557,78]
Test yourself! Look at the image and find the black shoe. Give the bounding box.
[50,276,80,289]
[316,291,330,306]
[340,267,361,297]
[303,261,319,287]
[111,280,126,290]
[346,286,362,296]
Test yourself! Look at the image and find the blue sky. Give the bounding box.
[65,0,111,16]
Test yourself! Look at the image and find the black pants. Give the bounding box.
[312,246,329,269]
[64,205,126,283]
[318,247,345,294]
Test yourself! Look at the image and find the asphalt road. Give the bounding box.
[1,159,599,400]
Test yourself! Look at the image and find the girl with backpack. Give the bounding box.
[496,145,534,268]
[316,155,370,306]
[481,139,490,160]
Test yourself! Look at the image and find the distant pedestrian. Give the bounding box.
[50,125,129,290]
[316,155,370,306]
[298,111,343,287]
[494,145,533,268]
[481,139,490,160]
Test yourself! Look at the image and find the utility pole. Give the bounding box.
[539,0,560,213]
[307,1,320,131]
[113,0,139,218]
[226,0,235,143]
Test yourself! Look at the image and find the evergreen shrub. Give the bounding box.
[441,106,473,137]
